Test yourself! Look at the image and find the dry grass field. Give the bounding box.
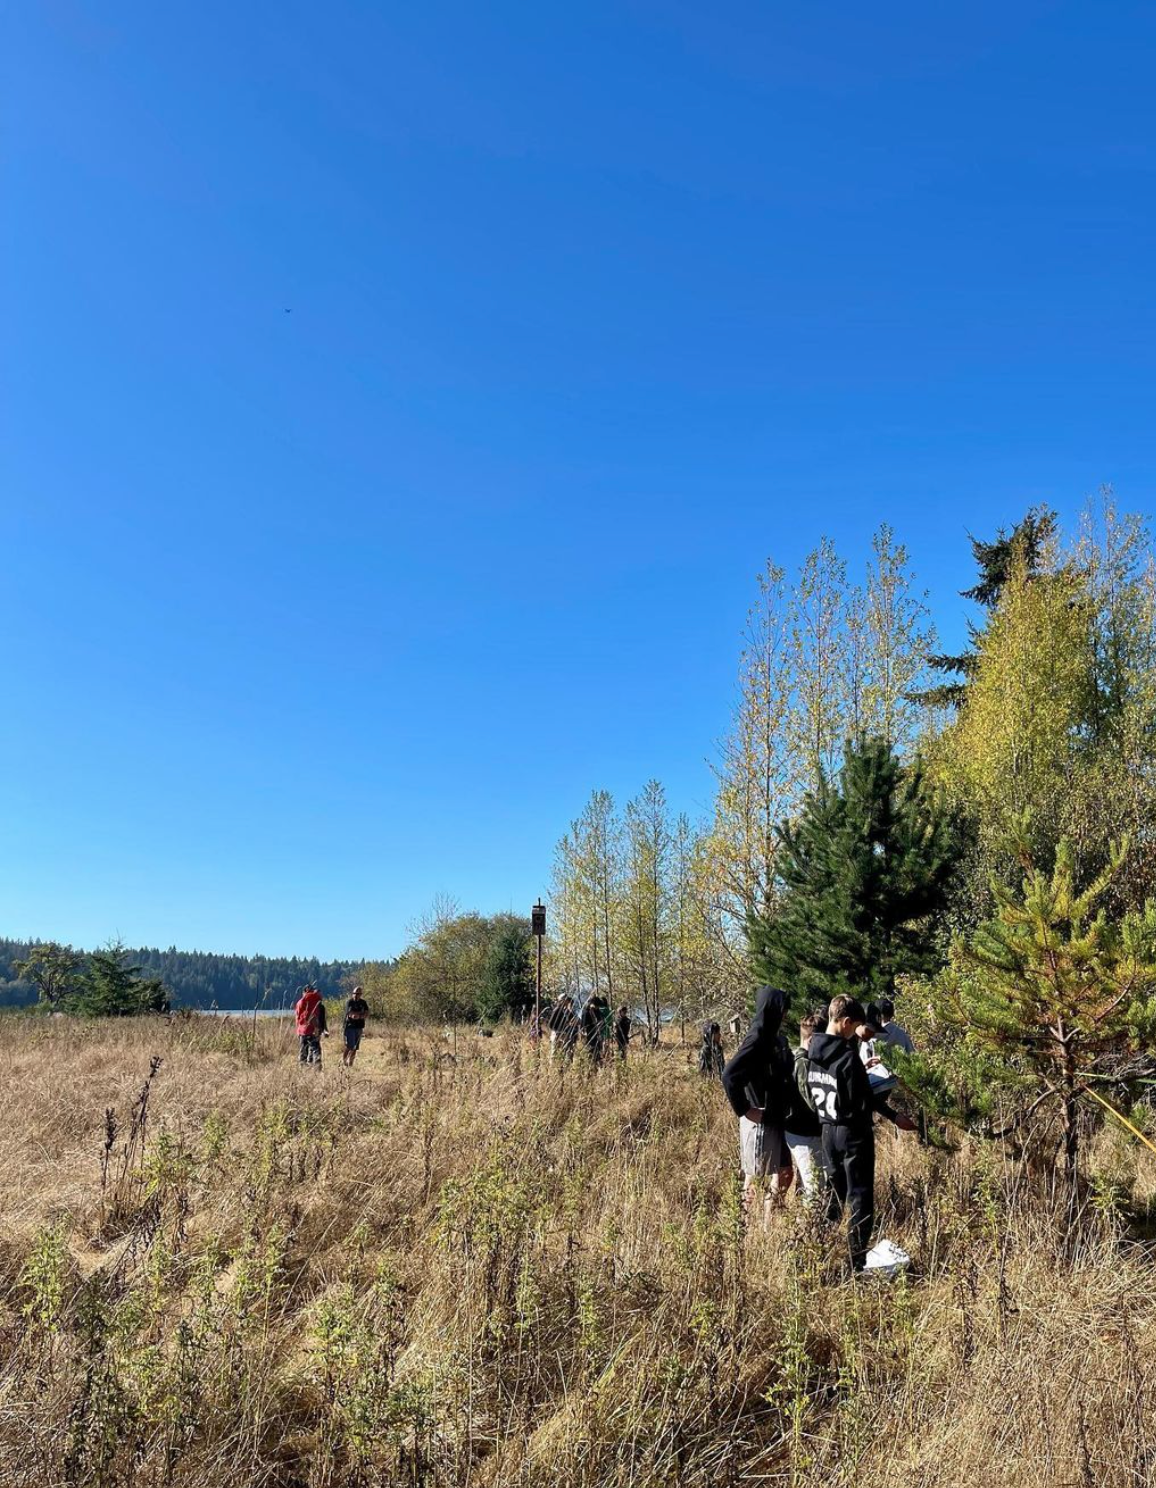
[0,1013,1152,1487]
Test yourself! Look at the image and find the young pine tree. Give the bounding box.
[747,736,957,1006]
[920,834,1156,1186]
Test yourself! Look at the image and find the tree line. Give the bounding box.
[0,938,364,1013]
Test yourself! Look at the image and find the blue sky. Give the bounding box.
[4,2,1155,959]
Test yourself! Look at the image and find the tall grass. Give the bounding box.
[0,1014,1152,1486]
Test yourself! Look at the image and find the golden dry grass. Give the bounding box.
[0,1013,1152,1487]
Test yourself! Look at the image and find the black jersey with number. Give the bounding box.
[805,1031,891,1131]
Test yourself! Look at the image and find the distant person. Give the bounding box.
[859,997,914,1092]
[783,1012,825,1199]
[294,984,328,1066]
[342,985,369,1067]
[582,994,611,1064]
[698,1022,725,1079]
[545,994,579,1063]
[873,997,914,1053]
[614,1004,632,1061]
[806,996,917,1272]
[721,986,794,1224]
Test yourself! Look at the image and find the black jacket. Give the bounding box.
[582,999,608,1042]
[698,1025,725,1078]
[805,1031,897,1132]
[721,987,790,1119]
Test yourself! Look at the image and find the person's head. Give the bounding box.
[352,984,363,997]
[710,1021,722,1044]
[827,994,869,1040]
[799,1011,825,1049]
[875,997,895,1024]
[618,1004,628,1017]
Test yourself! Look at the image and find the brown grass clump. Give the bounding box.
[0,1014,1152,1487]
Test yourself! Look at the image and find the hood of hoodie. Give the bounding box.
[720,986,790,1117]
[745,986,788,1047]
[806,1030,853,1072]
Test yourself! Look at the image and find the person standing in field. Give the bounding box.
[614,1004,631,1061]
[872,996,914,1053]
[295,984,328,1066]
[342,985,369,1067]
[721,986,795,1224]
[698,1022,725,1078]
[805,995,917,1272]
[782,1011,825,1199]
[545,994,579,1063]
[582,994,610,1064]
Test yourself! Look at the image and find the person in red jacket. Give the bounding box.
[294,985,328,1066]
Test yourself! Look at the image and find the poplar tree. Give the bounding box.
[747,736,957,1005]
[621,780,671,1042]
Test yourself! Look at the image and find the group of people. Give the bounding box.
[294,974,913,1272]
[537,993,632,1064]
[294,984,369,1068]
[718,987,917,1272]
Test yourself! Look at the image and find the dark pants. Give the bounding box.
[299,1033,322,1065]
[820,1124,875,1270]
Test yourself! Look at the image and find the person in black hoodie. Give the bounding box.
[698,1022,725,1079]
[721,987,794,1223]
[581,994,610,1064]
[806,994,917,1271]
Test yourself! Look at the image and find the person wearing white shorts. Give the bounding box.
[782,1010,828,1201]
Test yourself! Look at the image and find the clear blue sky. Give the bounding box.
[4,2,1154,960]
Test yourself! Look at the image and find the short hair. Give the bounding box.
[800,1011,825,1037]
[875,997,895,1019]
[828,995,866,1024]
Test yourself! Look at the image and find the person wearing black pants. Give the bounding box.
[721,986,795,1226]
[805,995,916,1271]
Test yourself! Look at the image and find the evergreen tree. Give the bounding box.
[76,941,170,1016]
[476,919,535,1023]
[904,833,1156,1187]
[747,736,958,1005]
[913,506,1057,709]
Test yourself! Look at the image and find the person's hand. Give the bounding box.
[894,1113,917,1132]
[865,1055,882,1069]
[744,1107,764,1124]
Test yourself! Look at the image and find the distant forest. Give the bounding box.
[0,939,367,1010]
